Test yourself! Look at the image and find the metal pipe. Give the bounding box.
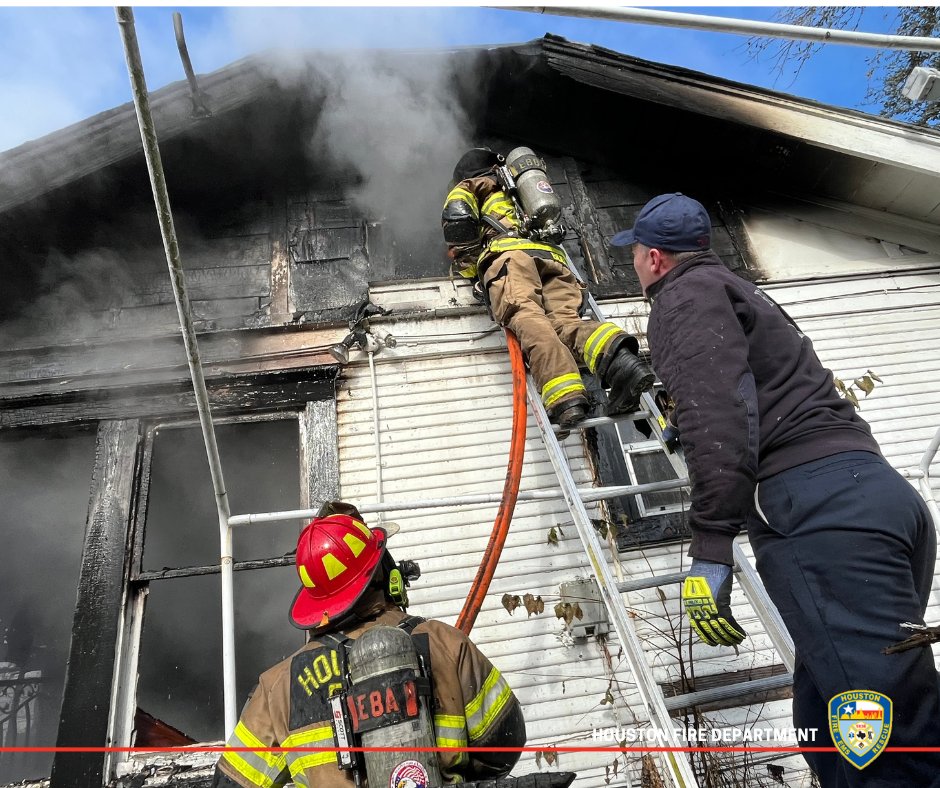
[508,6,940,53]
[664,673,794,712]
[368,349,385,523]
[617,572,690,593]
[228,477,689,526]
[917,425,940,534]
[919,425,940,478]
[115,6,237,736]
[172,11,210,117]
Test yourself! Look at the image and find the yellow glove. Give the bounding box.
[683,560,747,647]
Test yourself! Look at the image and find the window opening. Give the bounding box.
[135,418,303,742]
[614,388,690,549]
[0,431,96,783]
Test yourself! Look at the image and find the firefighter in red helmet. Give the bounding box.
[213,502,527,788]
[443,147,654,431]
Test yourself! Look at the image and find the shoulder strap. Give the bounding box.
[397,615,426,634]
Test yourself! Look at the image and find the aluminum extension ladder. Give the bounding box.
[522,257,797,788]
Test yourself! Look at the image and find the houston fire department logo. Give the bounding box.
[828,691,892,769]
[389,759,430,788]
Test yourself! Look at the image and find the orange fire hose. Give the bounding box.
[456,329,527,634]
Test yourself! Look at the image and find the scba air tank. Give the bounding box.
[347,626,442,788]
[505,147,563,235]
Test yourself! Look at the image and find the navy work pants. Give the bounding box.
[749,451,940,787]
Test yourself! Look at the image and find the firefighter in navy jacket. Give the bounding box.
[443,147,653,430]
[213,502,525,788]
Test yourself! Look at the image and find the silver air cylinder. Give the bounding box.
[506,146,563,232]
[347,626,442,788]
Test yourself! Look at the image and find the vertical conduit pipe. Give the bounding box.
[919,426,940,534]
[368,348,385,523]
[115,7,237,735]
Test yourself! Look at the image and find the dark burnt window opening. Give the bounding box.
[0,430,97,784]
[613,389,691,552]
[127,416,308,745]
[585,379,691,552]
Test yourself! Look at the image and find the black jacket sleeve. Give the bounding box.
[648,271,759,565]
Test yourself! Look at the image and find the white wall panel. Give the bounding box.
[335,330,655,786]
[333,268,940,787]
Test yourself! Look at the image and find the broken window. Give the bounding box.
[133,417,305,742]
[613,392,690,551]
[0,430,96,783]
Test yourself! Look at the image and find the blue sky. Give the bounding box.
[0,6,900,153]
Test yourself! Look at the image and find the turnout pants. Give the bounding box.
[749,450,940,787]
[482,251,619,411]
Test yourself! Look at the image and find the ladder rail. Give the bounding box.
[526,378,700,788]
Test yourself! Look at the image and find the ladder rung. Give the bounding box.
[551,411,654,432]
[617,561,787,594]
[663,673,794,712]
[617,572,690,593]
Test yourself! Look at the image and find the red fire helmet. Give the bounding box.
[289,514,388,630]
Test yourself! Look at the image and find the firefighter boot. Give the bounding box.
[549,395,589,440]
[597,337,655,415]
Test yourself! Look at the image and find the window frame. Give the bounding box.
[106,398,339,777]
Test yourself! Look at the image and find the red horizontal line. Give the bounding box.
[5,746,940,754]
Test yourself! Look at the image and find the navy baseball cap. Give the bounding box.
[610,193,711,251]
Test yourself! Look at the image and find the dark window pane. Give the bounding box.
[136,567,302,742]
[633,452,688,512]
[144,420,301,570]
[0,432,96,782]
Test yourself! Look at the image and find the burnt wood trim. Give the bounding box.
[51,420,141,788]
[300,397,340,511]
[715,200,761,277]
[1,369,337,429]
[562,157,611,284]
[136,554,295,582]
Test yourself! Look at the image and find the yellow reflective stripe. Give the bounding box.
[282,725,335,748]
[444,187,479,216]
[288,751,338,774]
[435,714,469,770]
[230,721,284,769]
[486,237,566,265]
[322,553,347,580]
[343,533,366,557]
[284,725,337,779]
[481,193,515,221]
[584,322,624,373]
[541,373,585,409]
[458,264,477,279]
[434,713,468,748]
[352,519,372,539]
[466,668,513,741]
[289,772,310,788]
[222,722,286,787]
[222,751,280,788]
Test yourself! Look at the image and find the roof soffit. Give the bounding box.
[541,36,940,179]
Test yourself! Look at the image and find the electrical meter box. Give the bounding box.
[559,577,610,639]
